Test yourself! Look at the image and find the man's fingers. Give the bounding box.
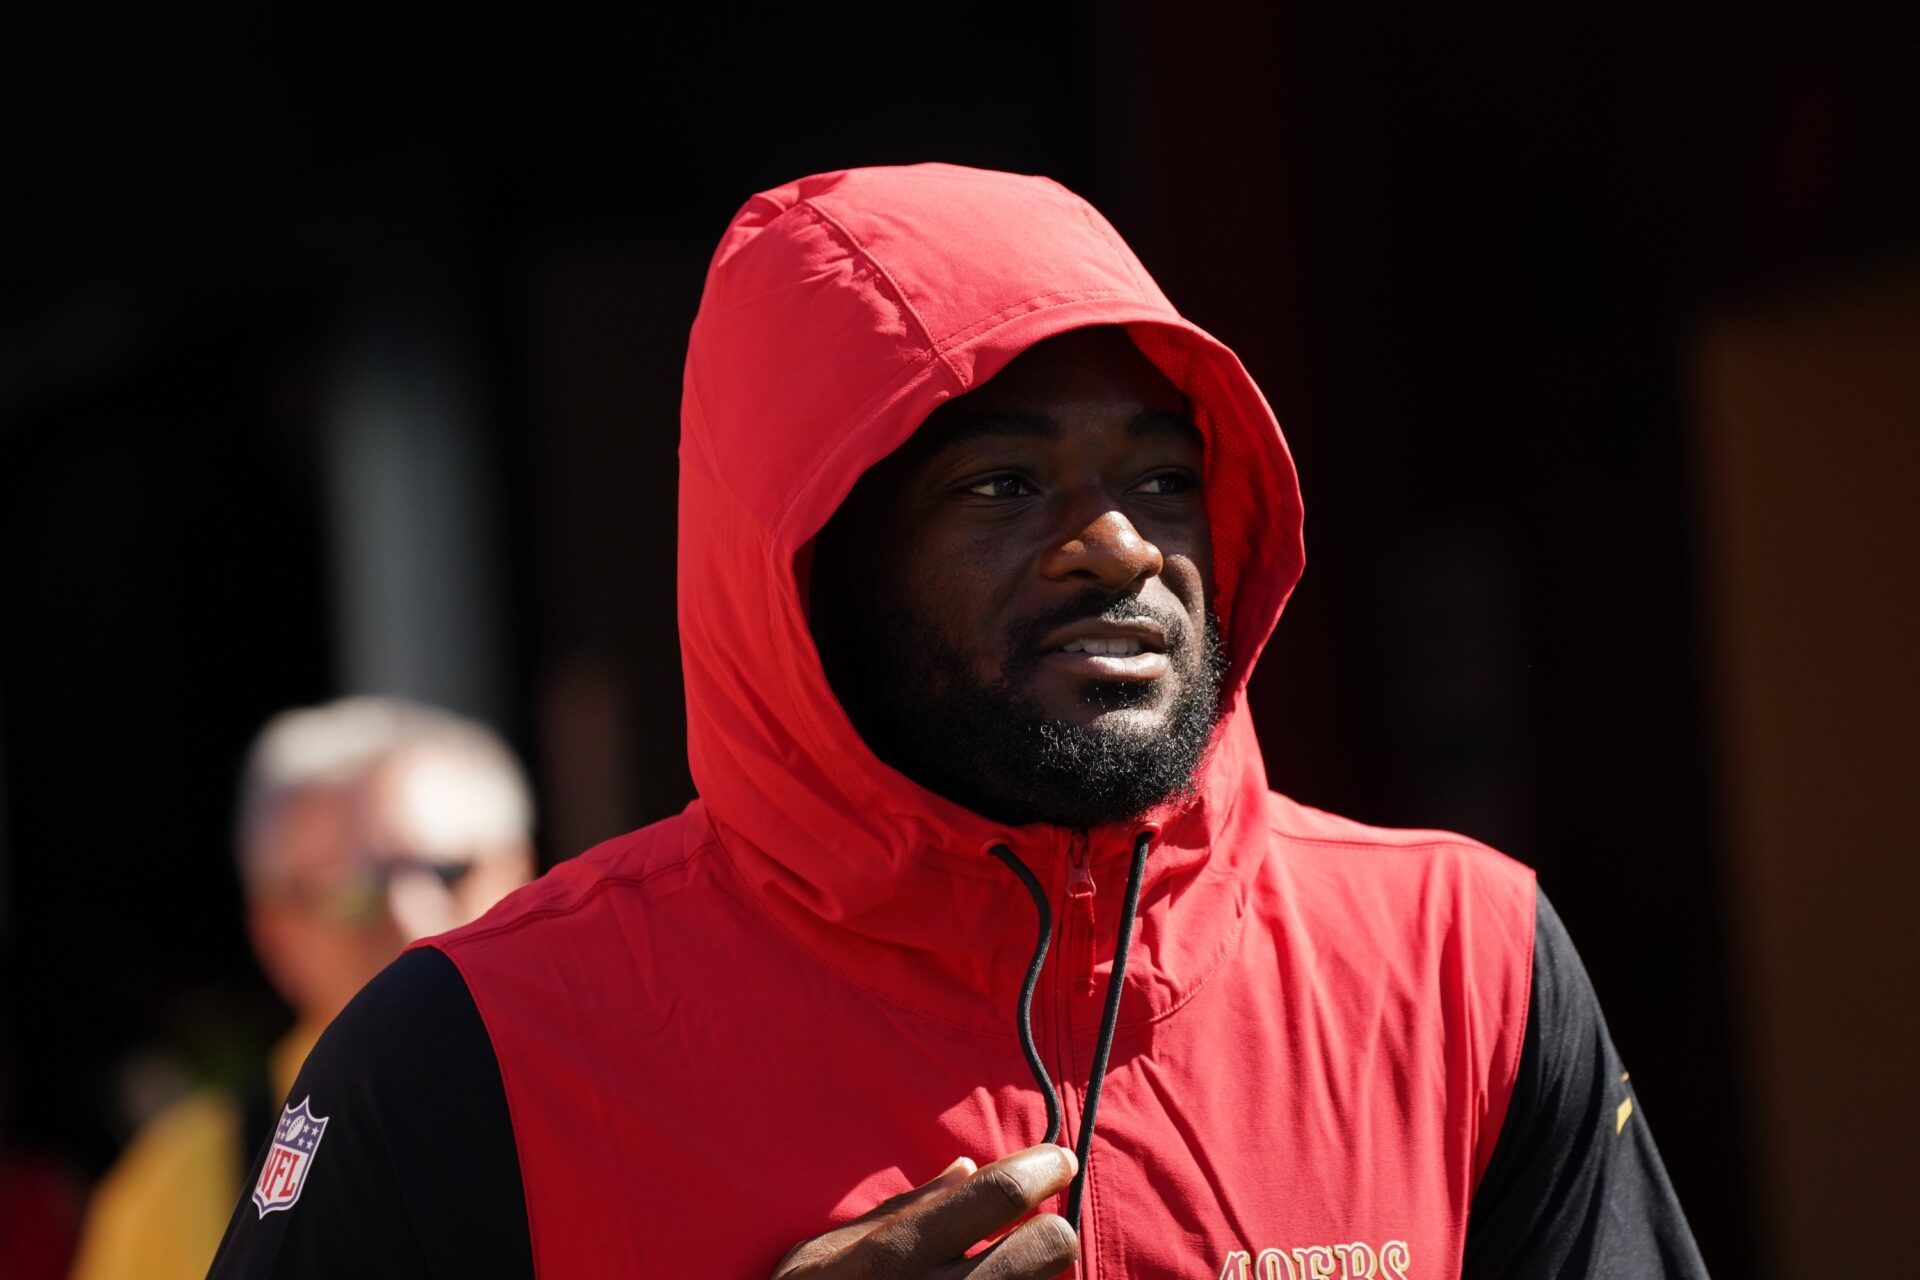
[854,1145,1077,1276]
[937,1213,1078,1280]
[860,1156,980,1223]
[775,1157,978,1275]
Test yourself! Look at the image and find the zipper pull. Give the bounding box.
[1067,837,1097,997]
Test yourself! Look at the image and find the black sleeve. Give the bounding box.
[1461,889,1710,1278]
[206,946,534,1279]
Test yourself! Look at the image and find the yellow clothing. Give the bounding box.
[69,1027,320,1280]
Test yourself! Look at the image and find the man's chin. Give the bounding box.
[1022,672,1176,725]
[1049,701,1175,741]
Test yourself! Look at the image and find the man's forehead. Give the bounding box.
[367,749,526,857]
[906,327,1194,455]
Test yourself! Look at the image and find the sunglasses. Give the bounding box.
[268,856,485,927]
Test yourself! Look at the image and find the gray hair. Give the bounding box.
[235,696,533,887]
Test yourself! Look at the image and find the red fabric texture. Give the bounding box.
[428,164,1536,1279]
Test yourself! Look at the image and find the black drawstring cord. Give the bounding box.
[988,844,1062,1146]
[990,829,1154,1232]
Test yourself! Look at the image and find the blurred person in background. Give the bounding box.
[67,697,536,1280]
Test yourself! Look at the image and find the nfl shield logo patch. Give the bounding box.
[252,1097,329,1217]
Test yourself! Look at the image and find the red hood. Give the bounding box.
[678,163,1305,1029]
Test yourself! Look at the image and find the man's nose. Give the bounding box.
[1039,508,1165,589]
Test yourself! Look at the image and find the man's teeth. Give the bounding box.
[1060,638,1144,656]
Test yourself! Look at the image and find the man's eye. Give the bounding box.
[1135,471,1200,496]
[963,474,1035,498]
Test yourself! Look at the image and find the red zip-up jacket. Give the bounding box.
[211,164,1706,1279]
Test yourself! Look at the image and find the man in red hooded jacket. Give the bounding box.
[209,164,1708,1279]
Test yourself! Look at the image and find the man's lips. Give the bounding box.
[1034,619,1171,682]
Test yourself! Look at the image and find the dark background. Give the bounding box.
[5,7,1917,1276]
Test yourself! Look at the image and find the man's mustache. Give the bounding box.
[1006,590,1194,667]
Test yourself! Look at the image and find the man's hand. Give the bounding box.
[774,1144,1080,1279]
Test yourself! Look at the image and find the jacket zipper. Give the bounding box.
[1058,832,1097,1280]
[1066,836,1098,997]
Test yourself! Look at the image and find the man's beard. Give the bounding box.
[828,592,1229,830]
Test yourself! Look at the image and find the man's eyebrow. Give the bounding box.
[920,408,1061,452]
[921,406,1200,454]
[1130,408,1203,442]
